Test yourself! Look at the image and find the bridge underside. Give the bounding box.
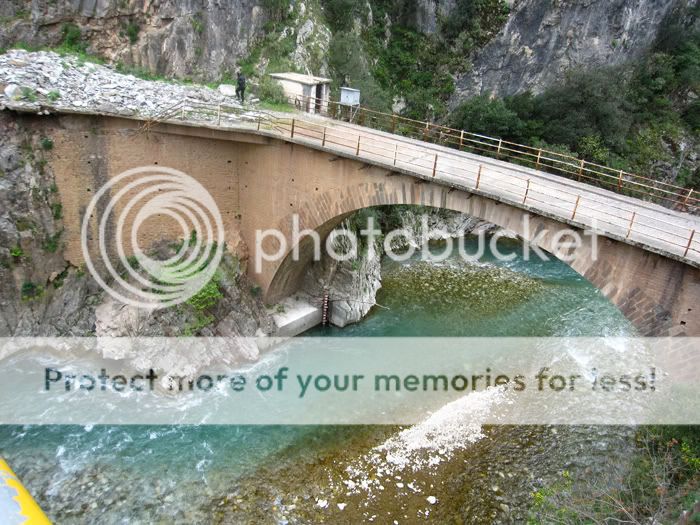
[43,114,698,336]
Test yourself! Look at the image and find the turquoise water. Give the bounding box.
[0,234,634,523]
[310,236,632,337]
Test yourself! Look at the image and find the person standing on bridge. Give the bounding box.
[236,71,246,104]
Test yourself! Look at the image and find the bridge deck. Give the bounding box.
[246,112,700,268]
[8,100,698,267]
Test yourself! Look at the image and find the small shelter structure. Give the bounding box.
[269,72,331,114]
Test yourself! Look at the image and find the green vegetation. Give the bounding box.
[52,268,68,289]
[327,31,391,113]
[258,76,288,105]
[186,274,224,311]
[10,246,24,258]
[42,230,62,253]
[528,426,700,524]
[15,219,34,232]
[238,17,298,79]
[20,87,37,102]
[259,100,295,112]
[40,137,54,150]
[181,271,224,335]
[126,255,139,270]
[182,312,215,336]
[321,0,509,119]
[60,23,85,53]
[47,90,61,102]
[0,9,30,26]
[261,0,289,22]
[125,22,140,44]
[51,203,63,220]
[191,14,204,35]
[448,9,700,190]
[20,281,43,300]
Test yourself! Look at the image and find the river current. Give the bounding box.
[0,235,636,523]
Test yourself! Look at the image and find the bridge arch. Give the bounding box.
[261,177,698,336]
[39,113,697,336]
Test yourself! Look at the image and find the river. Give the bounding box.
[0,234,636,523]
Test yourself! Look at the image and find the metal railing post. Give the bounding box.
[322,127,327,147]
[423,122,429,141]
[476,165,482,190]
[523,179,531,204]
[393,143,398,167]
[617,169,624,192]
[535,149,542,170]
[291,119,296,138]
[626,212,636,239]
[683,188,694,206]
[496,139,502,158]
[571,195,581,220]
[432,154,438,177]
[685,230,696,257]
[578,159,585,181]
[460,130,465,148]
[217,104,221,126]
[391,114,397,134]
[356,134,361,156]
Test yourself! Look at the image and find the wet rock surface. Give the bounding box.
[301,209,507,329]
[207,425,634,524]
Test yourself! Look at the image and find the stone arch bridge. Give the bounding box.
[20,109,699,336]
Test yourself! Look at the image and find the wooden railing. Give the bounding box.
[289,94,700,215]
[137,97,700,264]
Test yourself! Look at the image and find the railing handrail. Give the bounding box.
[287,93,700,211]
[134,94,699,265]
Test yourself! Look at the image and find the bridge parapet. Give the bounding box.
[127,97,700,267]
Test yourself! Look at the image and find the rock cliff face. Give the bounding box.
[2,0,690,103]
[0,110,101,335]
[454,0,684,100]
[0,0,333,81]
[301,219,383,328]
[301,209,504,328]
[410,0,457,34]
[0,0,267,79]
[0,108,272,338]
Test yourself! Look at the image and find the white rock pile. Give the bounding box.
[0,49,261,124]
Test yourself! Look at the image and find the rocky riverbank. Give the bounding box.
[207,424,635,525]
[301,207,511,328]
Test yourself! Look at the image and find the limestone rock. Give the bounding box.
[0,50,252,124]
[4,83,20,100]
[454,0,680,100]
[218,84,237,97]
